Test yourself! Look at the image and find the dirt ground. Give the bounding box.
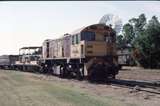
[0,67,160,106]
[117,66,160,80]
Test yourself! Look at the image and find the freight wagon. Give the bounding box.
[14,46,42,72]
[0,55,19,69]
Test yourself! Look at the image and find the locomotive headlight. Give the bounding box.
[86,45,93,54]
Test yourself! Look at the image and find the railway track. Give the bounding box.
[108,79,160,95]
[60,74,160,95]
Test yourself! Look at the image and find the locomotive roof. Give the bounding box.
[43,24,112,43]
[70,24,110,35]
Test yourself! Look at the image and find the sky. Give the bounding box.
[0,1,160,55]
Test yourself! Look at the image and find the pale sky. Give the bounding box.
[0,1,160,55]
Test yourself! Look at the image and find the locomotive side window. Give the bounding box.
[72,34,80,45]
[81,31,95,41]
[75,34,79,44]
[72,36,74,45]
[46,42,49,58]
[110,31,116,42]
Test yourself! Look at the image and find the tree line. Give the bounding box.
[117,14,160,68]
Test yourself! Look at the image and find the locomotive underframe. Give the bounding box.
[39,55,119,81]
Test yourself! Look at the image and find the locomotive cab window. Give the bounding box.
[81,31,95,41]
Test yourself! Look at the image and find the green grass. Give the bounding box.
[0,70,131,106]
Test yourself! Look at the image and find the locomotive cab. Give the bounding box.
[71,24,116,58]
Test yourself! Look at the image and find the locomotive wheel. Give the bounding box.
[43,66,48,74]
[111,75,116,79]
[59,67,63,78]
[76,70,83,80]
[59,65,67,78]
[88,64,106,82]
[47,66,53,75]
[39,66,44,73]
[106,64,118,79]
[88,68,97,82]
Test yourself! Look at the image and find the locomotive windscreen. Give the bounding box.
[81,31,95,41]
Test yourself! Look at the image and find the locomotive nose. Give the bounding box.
[86,57,119,82]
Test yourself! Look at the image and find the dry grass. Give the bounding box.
[0,69,129,106]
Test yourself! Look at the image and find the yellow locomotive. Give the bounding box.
[41,24,119,81]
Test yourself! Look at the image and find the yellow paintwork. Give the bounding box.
[70,41,116,58]
[86,41,110,56]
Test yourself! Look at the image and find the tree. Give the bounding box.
[134,16,160,68]
[121,14,146,47]
[116,34,126,48]
[122,23,135,46]
[121,13,160,68]
[129,14,146,35]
